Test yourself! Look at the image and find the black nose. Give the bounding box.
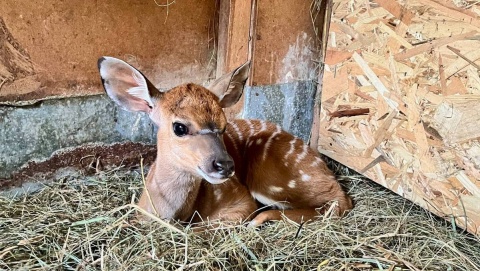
[212,159,235,177]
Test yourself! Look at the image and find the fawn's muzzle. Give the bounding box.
[212,159,235,178]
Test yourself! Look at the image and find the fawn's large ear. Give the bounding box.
[98,56,157,113]
[208,61,250,108]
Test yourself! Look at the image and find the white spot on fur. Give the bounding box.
[198,128,215,135]
[260,120,267,132]
[269,186,284,193]
[288,180,296,188]
[301,174,311,182]
[230,122,243,142]
[295,144,309,164]
[256,138,262,145]
[247,141,253,147]
[285,138,297,160]
[214,189,222,201]
[310,156,323,167]
[246,119,255,137]
[247,220,260,228]
[263,125,282,161]
[251,192,290,209]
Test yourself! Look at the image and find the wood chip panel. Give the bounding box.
[319,0,480,235]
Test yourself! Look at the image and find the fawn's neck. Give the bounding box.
[146,157,202,220]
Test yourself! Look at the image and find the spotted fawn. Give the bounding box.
[98,56,353,227]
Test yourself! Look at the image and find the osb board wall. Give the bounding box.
[0,0,216,105]
[319,0,480,235]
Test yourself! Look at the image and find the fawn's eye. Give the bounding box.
[173,122,189,137]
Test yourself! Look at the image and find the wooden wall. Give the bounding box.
[318,0,480,235]
[0,0,217,105]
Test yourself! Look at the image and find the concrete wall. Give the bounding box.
[0,95,154,179]
[244,81,316,142]
[0,85,316,183]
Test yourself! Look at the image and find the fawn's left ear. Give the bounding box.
[98,56,159,113]
[208,61,250,108]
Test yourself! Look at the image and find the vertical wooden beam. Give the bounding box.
[249,1,318,86]
[310,0,333,150]
[215,0,231,78]
[216,0,254,120]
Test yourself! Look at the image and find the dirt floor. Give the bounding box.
[0,161,479,270]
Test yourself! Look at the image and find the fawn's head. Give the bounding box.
[97,57,250,184]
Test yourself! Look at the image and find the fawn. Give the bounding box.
[98,56,353,227]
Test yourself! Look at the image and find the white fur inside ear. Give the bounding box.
[99,57,154,108]
[128,71,154,107]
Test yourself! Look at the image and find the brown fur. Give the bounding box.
[157,84,226,130]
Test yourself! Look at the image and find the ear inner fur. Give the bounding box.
[97,56,157,113]
[208,61,250,108]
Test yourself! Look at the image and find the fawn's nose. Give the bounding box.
[212,159,235,177]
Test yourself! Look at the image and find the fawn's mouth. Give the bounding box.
[196,167,231,184]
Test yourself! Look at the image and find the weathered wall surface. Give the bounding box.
[251,1,319,86]
[0,95,155,179]
[0,0,216,104]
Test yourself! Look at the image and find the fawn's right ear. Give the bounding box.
[208,61,250,108]
[98,56,157,113]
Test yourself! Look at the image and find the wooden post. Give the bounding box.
[310,0,333,150]
[216,0,255,120]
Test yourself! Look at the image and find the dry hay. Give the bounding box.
[1,162,479,271]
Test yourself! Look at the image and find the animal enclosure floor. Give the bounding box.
[0,165,479,271]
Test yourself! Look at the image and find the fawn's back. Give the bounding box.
[223,119,352,226]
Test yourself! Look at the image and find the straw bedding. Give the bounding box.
[1,161,479,270]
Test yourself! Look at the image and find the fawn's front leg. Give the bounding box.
[192,178,258,224]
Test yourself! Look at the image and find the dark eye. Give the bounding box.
[173,122,189,137]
